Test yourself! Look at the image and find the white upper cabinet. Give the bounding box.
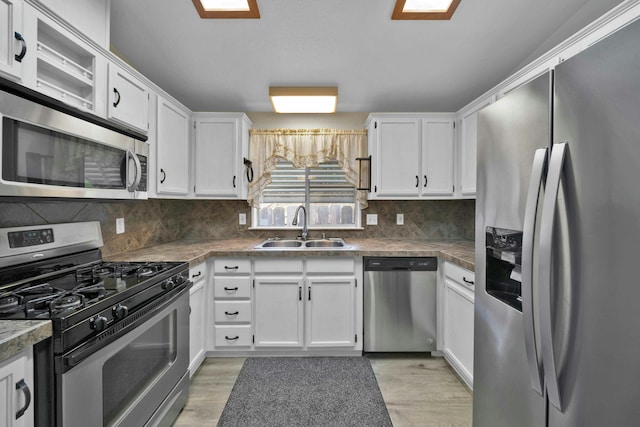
[369,117,422,198]
[20,4,106,115]
[107,63,149,133]
[0,0,24,81]
[35,0,110,48]
[192,113,251,199]
[459,111,478,196]
[422,119,455,196]
[156,96,190,196]
[457,97,493,197]
[367,114,456,200]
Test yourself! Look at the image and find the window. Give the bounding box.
[253,161,359,228]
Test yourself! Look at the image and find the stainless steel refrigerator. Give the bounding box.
[474,17,640,427]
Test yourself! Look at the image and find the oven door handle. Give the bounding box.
[58,283,191,373]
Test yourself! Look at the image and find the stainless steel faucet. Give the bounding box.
[291,205,308,240]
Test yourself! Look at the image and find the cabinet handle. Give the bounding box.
[113,88,121,108]
[374,185,377,193]
[225,336,239,341]
[224,266,239,271]
[308,287,311,300]
[233,175,237,188]
[463,277,475,286]
[415,175,419,187]
[160,168,166,184]
[223,287,238,292]
[14,32,27,63]
[191,271,202,279]
[298,286,302,301]
[225,311,239,316]
[15,379,31,419]
[424,175,428,188]
[244,157,254,183]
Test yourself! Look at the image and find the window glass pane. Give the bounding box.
[256,161,357,227]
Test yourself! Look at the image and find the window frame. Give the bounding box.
[251,161,362,230]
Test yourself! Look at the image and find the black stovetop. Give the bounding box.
[0,252,184,321]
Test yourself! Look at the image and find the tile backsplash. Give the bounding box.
[0,198,474,256]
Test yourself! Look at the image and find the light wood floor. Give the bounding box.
[174,355,472,427]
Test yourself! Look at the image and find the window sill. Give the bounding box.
[248,226,365,231]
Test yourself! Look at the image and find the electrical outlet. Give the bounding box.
[116,217,125,234]
[396,213,404,225]
[366,214,378,225]
[239,213,247,225]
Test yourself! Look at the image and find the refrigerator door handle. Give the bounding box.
[539,141,568,411]
[522,147,548,395]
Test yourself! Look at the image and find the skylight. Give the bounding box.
[392,0,461,20]
[192,0,260,18]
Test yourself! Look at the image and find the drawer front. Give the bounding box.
[214,301,252,323]
[215,325,252,347]
[189,262,207,283]
[214,276,251,298]
[213,258,251,274]
[254,258,303,273]
[306,257,355,274]
[444,261,475,289]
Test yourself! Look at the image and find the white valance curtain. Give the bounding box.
[247,128,368,209]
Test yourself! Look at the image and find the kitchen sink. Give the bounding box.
[254,238,350,250]
[304,240,346,248]
[256,240,303,248]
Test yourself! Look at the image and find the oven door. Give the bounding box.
[58,289,189,427]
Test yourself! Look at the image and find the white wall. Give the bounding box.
[246,112,368,129]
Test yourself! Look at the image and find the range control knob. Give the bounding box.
[162,279,174,291]
[112,304,129,319]
[90,316,108,332]
[174,273,186,285]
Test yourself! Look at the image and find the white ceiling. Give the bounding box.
[109,0,622,113]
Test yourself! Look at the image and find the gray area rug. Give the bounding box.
[217,357,393,427]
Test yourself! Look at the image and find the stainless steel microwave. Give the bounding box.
[0,84,148,199]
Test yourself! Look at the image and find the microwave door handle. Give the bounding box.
[126,150,142,192]
[539,141,568,411]
[522,147,548,395]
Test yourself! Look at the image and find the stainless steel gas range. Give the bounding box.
[0,221,191,427]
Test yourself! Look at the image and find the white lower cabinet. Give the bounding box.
[306,276,356,347]
[210,258,253,351]
[254,257,359,351]
[0,348,34,427]
[442,261,475,388]
[188,262,207,377]
[209,256,361,354]
[254,276,304,347]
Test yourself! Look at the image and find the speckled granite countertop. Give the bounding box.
[0,320,51,362]
[106,238,475,271]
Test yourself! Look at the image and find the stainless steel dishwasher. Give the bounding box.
[363,257,438,352]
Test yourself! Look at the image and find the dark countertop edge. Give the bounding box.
[106,238,476,272]
[0,320,52,363]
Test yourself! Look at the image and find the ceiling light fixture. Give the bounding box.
[192,0,260,19]
[269,87,338,114]
[392,0,461,20]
